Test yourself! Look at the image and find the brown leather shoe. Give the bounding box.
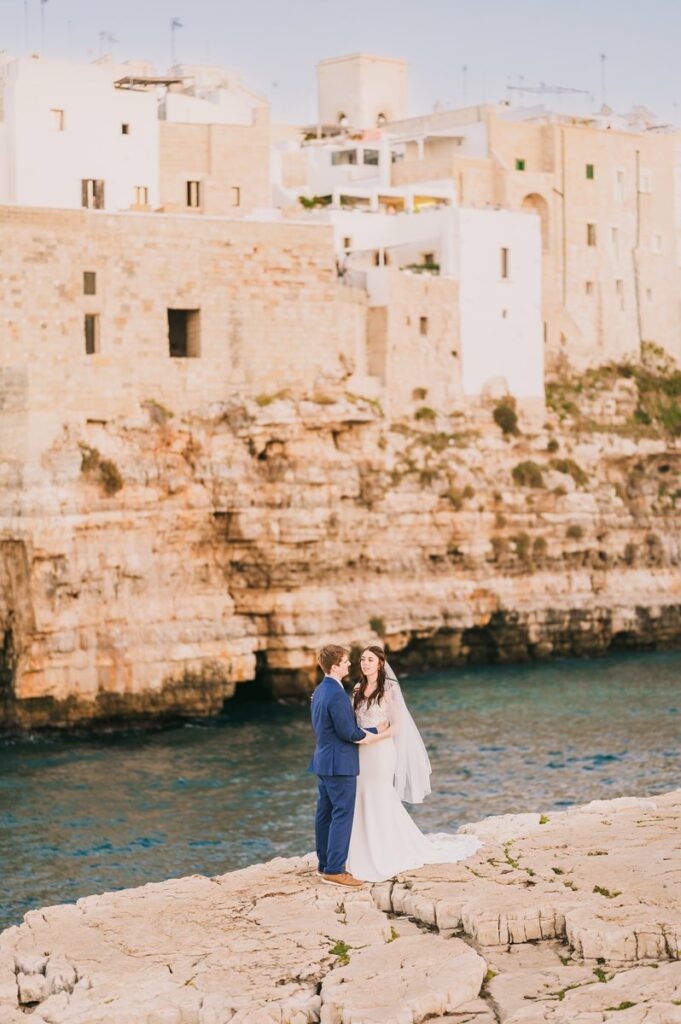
[320,871,363,888]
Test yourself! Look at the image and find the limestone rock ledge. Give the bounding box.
[2,789,680,1023]
[1,392,680,730]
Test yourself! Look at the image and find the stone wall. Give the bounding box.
[0,206,368,458]
[158,109,271,215]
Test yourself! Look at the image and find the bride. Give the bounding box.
[346,645,481,882]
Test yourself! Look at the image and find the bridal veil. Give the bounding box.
[384,660,432,803]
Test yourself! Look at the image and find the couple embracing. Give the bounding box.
[309,643,481,888]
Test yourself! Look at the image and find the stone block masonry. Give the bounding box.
[0,205,368,456]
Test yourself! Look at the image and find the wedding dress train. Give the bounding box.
[346,687,481,882]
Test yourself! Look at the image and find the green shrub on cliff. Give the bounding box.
[512,461,544,488]
[79,444,123,496]
[550,458,589,487]
[566,524,584,540]
[414,406,436,422]
[493,397,520,437]
[546,345,681,437]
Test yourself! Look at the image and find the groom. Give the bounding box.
[308,644,386,888]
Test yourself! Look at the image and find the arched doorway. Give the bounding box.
[521,193,550,250]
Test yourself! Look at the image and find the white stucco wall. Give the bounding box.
[457,207,544,399]
[3,57,159,211]
[317,206,454,267]
[162,90,257,126]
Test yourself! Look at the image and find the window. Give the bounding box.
[423,252,436,267]
[615,168,625,201]
[501,247,510,279]
[501,308,509,319]
[586,163,594,180]
[342,236,352,249]
[84,314,100,355]
[585,281,594,295]
[331,150,357,166]
[50,108,65,131]
[186,180,201,208]
[616,279,624,310]
[639,169,652,193]
[515,158,525,171]
[82,179,105,209]
[133,186,149,206]
[363,149,379,166]
[376,112,387,126]
[168,309,201,358]
[121,123,130,135]
[586,223,597,246]
[83,271,96,295]
[230,186,241,207]
[610,226,619,257]
[652,234,662,253]
[419,316,428,336]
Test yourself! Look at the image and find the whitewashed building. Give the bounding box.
[297,199,544,403]
[0,55,160,211]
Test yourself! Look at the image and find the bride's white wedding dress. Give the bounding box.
[346,681,481,882]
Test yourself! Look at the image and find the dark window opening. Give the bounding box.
[121,123,130,135]
[83,271,96,295]
[419,316,428,336]
[423,252,436,266]
[586,163,594,179]
[515,158,525,171]
[168,309,201,358]
[587,223,597,246]
[331,150,357,166]
[363,148,379,165]
[82,179,105,209]
[84,314,100,355]
[501,247,510,279]
[186,180,201,208]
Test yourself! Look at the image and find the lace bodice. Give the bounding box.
[354,682,394,728]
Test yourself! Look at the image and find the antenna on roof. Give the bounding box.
[40,0,48,54]
[600,53,607,108]
[461,65,468,104]
[170,18,183,67]
[99,31,118,58]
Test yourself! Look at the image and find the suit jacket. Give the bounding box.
[308,675,367,776]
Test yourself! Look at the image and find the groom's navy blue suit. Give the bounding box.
[308,675,375,875]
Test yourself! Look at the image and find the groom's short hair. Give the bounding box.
[318,644,348,674]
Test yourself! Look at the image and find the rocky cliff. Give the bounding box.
[1,359,680,730]
[1,789,680,1022]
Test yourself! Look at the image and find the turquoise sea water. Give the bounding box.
[1,651,679,931]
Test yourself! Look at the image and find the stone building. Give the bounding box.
[385,103,681,370]
[0,206,367,465]
[316,53,408,131]
[0,54,271,216]
[288,54,681,372]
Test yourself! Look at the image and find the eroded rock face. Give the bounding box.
[1,790,680,1023]
[0,393,680,729]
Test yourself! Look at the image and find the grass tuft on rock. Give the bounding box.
[329,939,350,966]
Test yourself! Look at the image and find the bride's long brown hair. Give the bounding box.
[353,645,387,710]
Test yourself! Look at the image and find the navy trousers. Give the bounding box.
[315,774,356,875]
